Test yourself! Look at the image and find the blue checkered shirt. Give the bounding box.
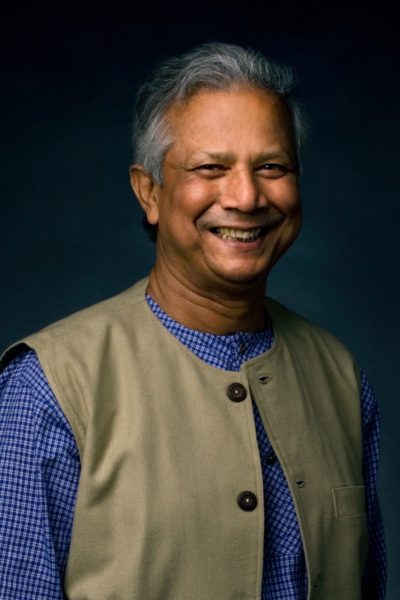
[0,295,386,599]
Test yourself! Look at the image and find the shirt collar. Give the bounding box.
[145,293,274,371]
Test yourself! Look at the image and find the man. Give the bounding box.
[0,43,386,599]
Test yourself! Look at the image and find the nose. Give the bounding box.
[219,168,266,213]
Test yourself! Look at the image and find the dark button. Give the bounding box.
[296,480,305,488]
[237,491,258,511]
[227,382,247,402]
[264,450,277,466]
[239,343,247,354]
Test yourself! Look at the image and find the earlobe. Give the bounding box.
[129,165,160,225]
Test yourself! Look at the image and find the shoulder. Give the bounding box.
[1,278,149,371]
[30,277,148,343]
[1,278,151,454]
[266,296,357,359]
[265,297,362,398]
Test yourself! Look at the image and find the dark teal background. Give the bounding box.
[2,3,399,596]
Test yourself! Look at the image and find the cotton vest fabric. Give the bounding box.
[1,278,368,600]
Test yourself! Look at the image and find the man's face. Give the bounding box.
[149,87,302,294]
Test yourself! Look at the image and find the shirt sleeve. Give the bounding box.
[0,349,80,599]
[360,368,387,599]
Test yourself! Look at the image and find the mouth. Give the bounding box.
[210,227,265,242]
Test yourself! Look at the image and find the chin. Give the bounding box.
[209,257,272,282]
[212,267,268,288]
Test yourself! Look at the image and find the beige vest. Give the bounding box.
[1,278,368,599]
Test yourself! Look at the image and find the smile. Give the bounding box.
[212,227,264,242]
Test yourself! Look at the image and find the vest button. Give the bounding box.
[264,450,277,465]
[237,491,258,511]
[227,383,247,402]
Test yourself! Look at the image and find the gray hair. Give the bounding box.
[132,42,306,185]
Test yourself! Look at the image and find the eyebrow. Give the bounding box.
[191,149,292,163]
[193,151,236,162]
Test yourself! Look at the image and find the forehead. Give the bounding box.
[164,86,295,158]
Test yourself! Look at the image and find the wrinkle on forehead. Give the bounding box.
[163,87,297,168]
[165,85,289,125]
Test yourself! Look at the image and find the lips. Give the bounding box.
[213,227,263,242]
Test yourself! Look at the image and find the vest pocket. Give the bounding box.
[331,485,366,518]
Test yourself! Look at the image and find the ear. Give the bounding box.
[129,164,160,225]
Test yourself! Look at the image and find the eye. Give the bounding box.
[188,163,228,177]
[195,163,227,171]
[256,163,291,179]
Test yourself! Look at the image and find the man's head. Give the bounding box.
[131,43,305,236]
[130,43,303,297]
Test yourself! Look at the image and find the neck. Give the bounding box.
[147,265,267,335]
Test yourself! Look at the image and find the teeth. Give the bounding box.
[215,227,262,241]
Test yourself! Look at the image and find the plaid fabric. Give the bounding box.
[0,296,386,599]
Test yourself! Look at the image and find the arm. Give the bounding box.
[360,368,387,599]
[0,350,80,599]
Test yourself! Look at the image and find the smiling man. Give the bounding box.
[0,43,386,599]
[132,86,301,333]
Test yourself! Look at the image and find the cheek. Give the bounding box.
[172,182,217,220]
[267,181,301,215]
[157,186,208,246]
